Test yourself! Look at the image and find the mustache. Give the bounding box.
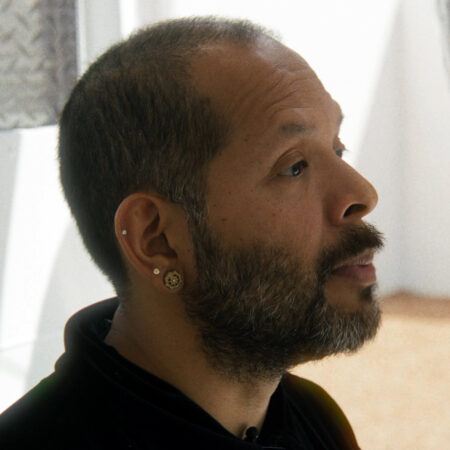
[318,223,385,280]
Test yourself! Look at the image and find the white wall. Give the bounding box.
[401,0,450,295]
[0,126,115,410]
[0,0,122,412]
[1,0,449,412]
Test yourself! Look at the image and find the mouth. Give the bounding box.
[330,250,376,285]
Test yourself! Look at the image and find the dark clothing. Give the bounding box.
[0,298,360,449]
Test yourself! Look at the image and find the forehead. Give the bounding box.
[190,39,341,145]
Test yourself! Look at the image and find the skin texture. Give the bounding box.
[105,37,381,438]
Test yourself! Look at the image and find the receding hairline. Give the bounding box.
[57,17,283,297]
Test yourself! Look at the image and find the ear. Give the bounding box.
[114,192,184,294]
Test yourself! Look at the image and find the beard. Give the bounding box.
[181,218,385,383]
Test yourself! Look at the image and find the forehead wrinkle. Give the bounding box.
[229,69,310,141]
[262,70,321,121]
[191,42,334,148]
[222,66,277,133]
[265,85,303,118]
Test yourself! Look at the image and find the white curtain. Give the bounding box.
[0,0,77,129]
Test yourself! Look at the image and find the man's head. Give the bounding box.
[59,17,264,297]
[59,17,384,382]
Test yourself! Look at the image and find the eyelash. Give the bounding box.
[280,160,308,177]
[279,148,347,178]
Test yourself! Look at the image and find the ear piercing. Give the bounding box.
[119,228,182,289]
[153,268,183,291]
[163,270,184,291]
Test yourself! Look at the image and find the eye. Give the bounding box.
[335,148,348,159]
[279,160,308,177]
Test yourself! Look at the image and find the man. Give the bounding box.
[0,17,384,449]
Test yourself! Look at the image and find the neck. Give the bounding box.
[104,295,280,437]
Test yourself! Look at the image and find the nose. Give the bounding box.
[327,162,378,226]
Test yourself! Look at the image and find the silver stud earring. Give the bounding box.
[121,229,127,236]
[153,268,160,275]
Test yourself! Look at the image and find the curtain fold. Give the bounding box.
[438,0,450,78]
[0,0,77,130]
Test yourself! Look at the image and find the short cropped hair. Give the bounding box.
[58,17,275,298]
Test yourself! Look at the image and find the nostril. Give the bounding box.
[344,203,366,218]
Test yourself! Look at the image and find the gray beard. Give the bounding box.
[182,219,383,383]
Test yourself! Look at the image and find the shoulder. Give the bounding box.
[283,372,344,412]
[0,373,85,449]
[282,372,360,449]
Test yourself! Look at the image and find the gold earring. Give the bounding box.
[164,270,184,291]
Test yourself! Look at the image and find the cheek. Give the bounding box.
[276,199,325,263]
[207,180,262,243]
[208,185,325,265]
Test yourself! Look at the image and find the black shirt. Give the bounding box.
[0,298,360,449]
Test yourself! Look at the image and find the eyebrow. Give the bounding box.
[278,122,314,136]
[278,111,344,138]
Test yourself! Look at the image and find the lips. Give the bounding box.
[330,251,376,284]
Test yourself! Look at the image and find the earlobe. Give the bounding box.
[151,266,185,293]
